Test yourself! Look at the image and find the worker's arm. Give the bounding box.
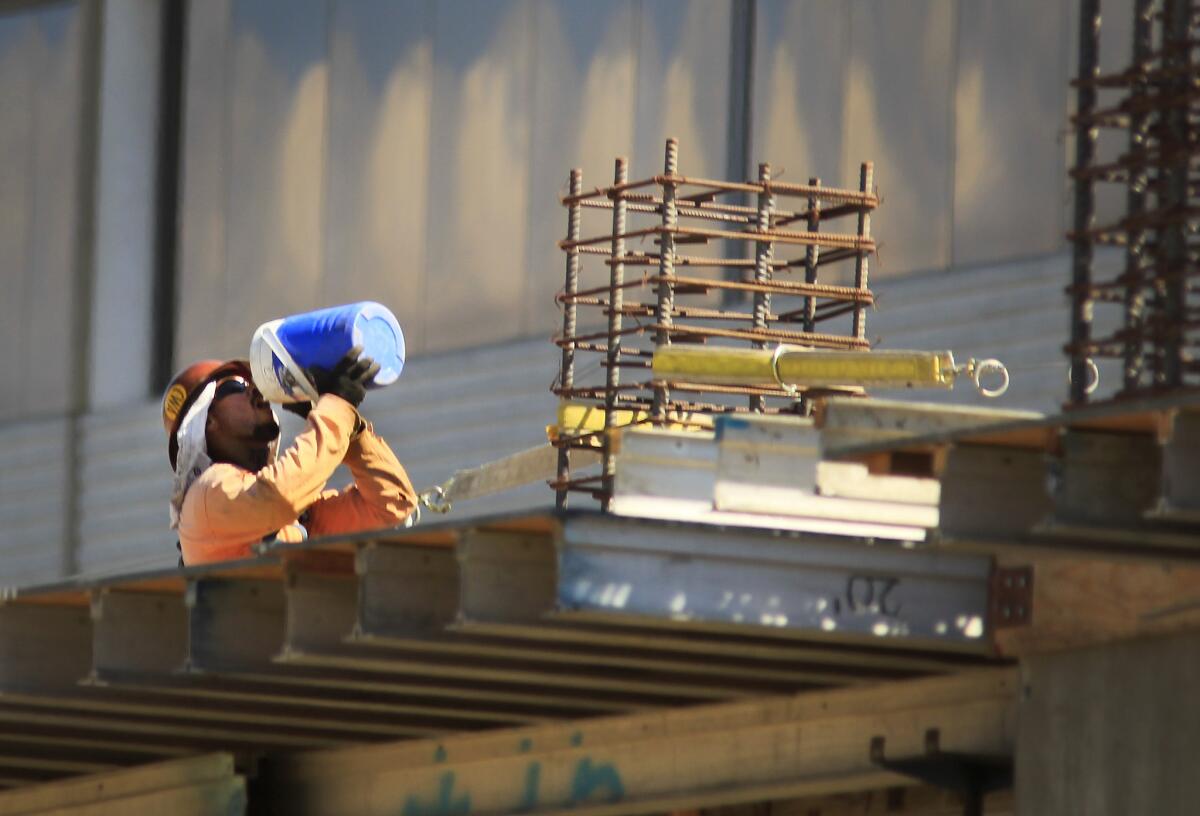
[183,394,359,546]
[302,422,417,536]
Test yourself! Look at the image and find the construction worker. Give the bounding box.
[162,349,417,565]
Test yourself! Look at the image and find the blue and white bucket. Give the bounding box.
[249,301,405,403]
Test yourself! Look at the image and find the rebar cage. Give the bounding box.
[551,138,879,509]
[1069,0,1200,403]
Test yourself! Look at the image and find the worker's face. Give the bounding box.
[206,376,279,445]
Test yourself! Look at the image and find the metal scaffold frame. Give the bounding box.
[552,139,879,509]
[1068,0,1200,403]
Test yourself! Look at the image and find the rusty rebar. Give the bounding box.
[561,174,879,209]
[556,168,583,510]
[602,157,628,510]
[1161,0,1193,386]
[1070,0,1101,404]
[652,138,680,420]
[1123,0,1155,393]
[803,177,822,335]
[851,163,874,341]
[749,163,775,412]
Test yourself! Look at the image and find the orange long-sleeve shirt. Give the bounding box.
[177,394,416,565]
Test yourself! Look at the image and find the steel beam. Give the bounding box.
[458,530,557,625]
[0,604,92,691]
[1040,429,1200,547]
[186,577,287,670]
[0,754,243,815]
[91,590,187,676]
[1153,410,1200,522]
[265,669,1016,816]
[937,445,1052,542]
[556,514,994,649]
[355,543,459,641]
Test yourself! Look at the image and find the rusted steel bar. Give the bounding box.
[1123,0,1155,393]
[804,177,822,334]
[562,174,878,208]
[601,359,653,370]
[779,300,859,324]
[649,322,871,349]
[1068,89,1200,127]
[580,197,757,226]
[851,162,874,340]
[559,273,875,305]
[750,163,776,412]
[554,323,646,348]
[565,343,654,358]
[602,157,628,510]
[588,250,866,269]
[576,196,857,228]
[560,224,874,252]
[604,303,827,322]
[556,168,583,510]
[555,383,651,399]
[652,139,680,420]
[1070,0,1101,404]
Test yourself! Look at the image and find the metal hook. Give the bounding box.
[770,344,800,397]
[1067,358,1100,395]
[419,484,453,515]
[955,358,1010,398]
[971,358,1010,398]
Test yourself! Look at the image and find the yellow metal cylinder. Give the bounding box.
[650,345,957,390]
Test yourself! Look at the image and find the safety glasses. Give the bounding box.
[213,376,253,401]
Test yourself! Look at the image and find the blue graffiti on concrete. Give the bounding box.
[398,752,624,814]
[401,771,470,816]
[517,761,541,811]
[569,758,625,805]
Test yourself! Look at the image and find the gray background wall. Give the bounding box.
[0,0,1137,586]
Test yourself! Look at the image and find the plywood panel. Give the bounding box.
[524,0,638,337]
[842,0,954,278]
[953,0,1068,265]
[752,0,849,184]
[174,0,232,366]
[0,15,37,421]
[223,0,329,359]
[324,0,433,353]
[423,0,534,352]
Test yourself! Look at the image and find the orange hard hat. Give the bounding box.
[161,358,252,469]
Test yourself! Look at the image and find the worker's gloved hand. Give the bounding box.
[281,401,312,420]
[305,346,380,408]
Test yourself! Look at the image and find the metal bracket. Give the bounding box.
[989,565,1033,629]
[870,728,1012,816]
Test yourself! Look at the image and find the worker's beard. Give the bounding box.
[251,416,280,443]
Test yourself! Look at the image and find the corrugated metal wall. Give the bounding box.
[0,0,1142,585]
[174,0,734,365]
[0,3,86,423]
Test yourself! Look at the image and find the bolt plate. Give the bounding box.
[990,566,1033,629]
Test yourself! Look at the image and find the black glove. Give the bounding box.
[305,346,381,408]
[281,401,311,419]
